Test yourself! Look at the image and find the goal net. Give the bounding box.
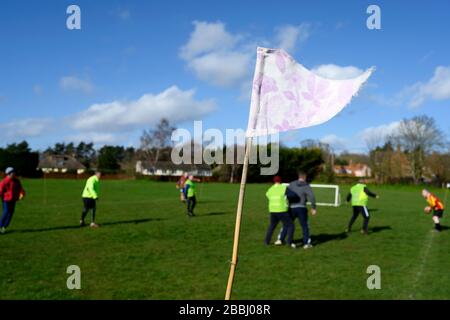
[310,184,341,207]
[284,183,341,207]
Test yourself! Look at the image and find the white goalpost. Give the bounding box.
[283,183,341,207]
[310,184,341,207]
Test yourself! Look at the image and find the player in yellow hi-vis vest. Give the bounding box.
[345,179,379,235]
[80,171,101,228]
[183,175,200,217]
[264,176,296,249]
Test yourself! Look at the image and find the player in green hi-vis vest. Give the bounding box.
[80,171,101,228]
[264,176,296,249]
[183,175,200,217]
[345,179,379,235]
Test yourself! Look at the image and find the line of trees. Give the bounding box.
[43,143,137,175]
[1,116,448,185]
[211,144,326,183]
[0,119,177,176]
[0,141,40,177]
[366,115,449,184]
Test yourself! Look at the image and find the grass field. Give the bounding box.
[1,179,449,300]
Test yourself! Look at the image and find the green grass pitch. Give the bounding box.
[0,179,449,299]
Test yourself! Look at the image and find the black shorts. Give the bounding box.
[433,209,444,218]
[353,206,370,218]
[82,197,96,209]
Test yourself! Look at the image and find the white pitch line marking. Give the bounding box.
[408,230,435,299]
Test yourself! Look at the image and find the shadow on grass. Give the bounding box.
[293,226,391,246]
[196,211,230,217]
[178,200,225,206]
[292,232,348,246]
[370,225,392,233]
[439,225,450,232]
[308,232,348,246]
[196,200,226,204]
[10,218,166,234]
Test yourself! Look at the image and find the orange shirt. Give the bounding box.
[427,194,444,210]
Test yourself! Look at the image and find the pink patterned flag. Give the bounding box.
[246,47,374,137]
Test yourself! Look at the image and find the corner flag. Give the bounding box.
[247,47,373,137]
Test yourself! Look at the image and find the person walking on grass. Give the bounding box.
[0,167,25,234]
[183,175,198,217]
[265,176,296,249]
[80,171,101,228]
[422,189,445,232]
[278,171,317,249]
[345,179,378,235]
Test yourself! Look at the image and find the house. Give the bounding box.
[38,154,86,174]
[136,161,212,177]
[334,162,372,177]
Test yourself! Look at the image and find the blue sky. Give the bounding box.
[0,0,449,153]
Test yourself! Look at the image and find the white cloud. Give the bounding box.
[60,76,95,94]
[368,66,450,108]
[275,24,311,52]
[180,21,239,60]
[180,21,313,89]
[70,86,216,132]
[180,21,369,92]
[0,87,216,147]
[318,121,402,152]
[408,66,450,107]
[187,51,252,87]
[312,64,364,80]
[0,118,52,141]
[359,121,400,148]
[180,21,367,102]
[180,21,251,88]
[320,134,348,150]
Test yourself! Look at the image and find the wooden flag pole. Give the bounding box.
[225,136,253,300]
[225,47,266,300]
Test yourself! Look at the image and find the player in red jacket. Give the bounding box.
[0,167,25,234]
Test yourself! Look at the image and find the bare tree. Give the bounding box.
[300,139,336,182]
[140,118,176,166]
[364,131,385,154]
[394,115,445,183]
